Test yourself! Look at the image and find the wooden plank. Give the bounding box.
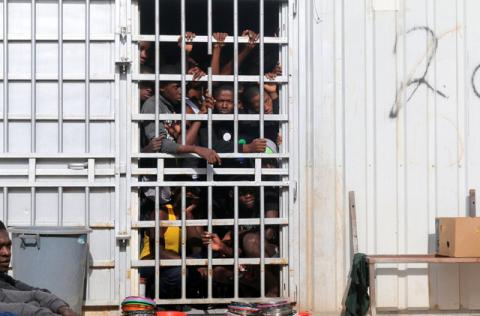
[367,255,480,264]
[369,263,377,316]
[349,191,358,254]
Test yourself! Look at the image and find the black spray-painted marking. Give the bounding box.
[390,26,448,118]
[471,64,480,98]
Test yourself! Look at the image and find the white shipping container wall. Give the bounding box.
[296,0,480,312]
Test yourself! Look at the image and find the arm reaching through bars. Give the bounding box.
[211,30,259,76]
[211,32,228,75]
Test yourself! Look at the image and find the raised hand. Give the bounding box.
[187,66,206,81]
[178,31,196,54]
[213,32,228,48]
[241,29,259,49]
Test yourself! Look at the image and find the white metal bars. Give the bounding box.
[233,1,240,299]
[30,0,36,153]
[130,0,290,305]
[154,0,161,301]
[259,0,266,298]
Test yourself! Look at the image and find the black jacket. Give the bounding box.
[345,253,370,316]
[199,121,243,154]
[242,99,280,143]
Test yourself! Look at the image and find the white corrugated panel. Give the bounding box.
[0,0,120,306]
[295,0,480,312]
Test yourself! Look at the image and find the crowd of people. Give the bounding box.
[136,30,284,299]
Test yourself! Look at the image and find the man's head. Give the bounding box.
[138,42,151,65]
[187,82,205,102]
[160,82,181,104]
[243,85,273,114]
[160,64,182,104]
[139,41,151,65]
[0,221,11,273]
[238,187,257,210]
[213,84,234,114]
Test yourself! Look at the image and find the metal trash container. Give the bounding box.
[10,226,91,313]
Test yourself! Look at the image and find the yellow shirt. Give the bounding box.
[140,204,181,259]
[163,204,181,254]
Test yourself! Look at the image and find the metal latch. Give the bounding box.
[116,233,131,246]
[116,57,131,75]
[116,234,131,241]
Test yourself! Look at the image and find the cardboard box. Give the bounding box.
[436,217,480,257]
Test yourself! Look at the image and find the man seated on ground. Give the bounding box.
[0,221,77,316]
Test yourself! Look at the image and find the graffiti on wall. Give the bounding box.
[390,26,447,118]
[472,64,480,99]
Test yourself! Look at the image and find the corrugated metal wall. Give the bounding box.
[0,0,120,306]
[296,0,480,312]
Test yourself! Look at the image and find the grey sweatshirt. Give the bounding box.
[0,288,68,315]
[0,273,48,292]
[141,94,180,154]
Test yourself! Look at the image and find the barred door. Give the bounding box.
[128,0,295,305]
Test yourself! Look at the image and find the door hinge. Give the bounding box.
[292,0,297,16]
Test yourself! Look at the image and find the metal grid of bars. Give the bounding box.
[130,0,291,305]
[0,0,120,306]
